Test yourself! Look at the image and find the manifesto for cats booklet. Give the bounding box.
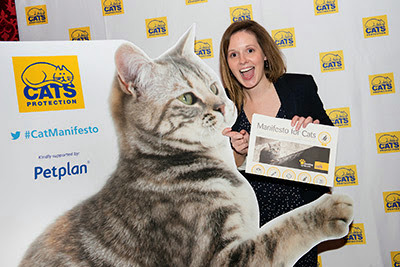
[246,114,339,187]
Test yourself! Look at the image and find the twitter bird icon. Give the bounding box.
[11,131,21,140]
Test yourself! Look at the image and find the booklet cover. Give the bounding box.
[246,114,339,187]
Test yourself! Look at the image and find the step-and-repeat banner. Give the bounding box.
[1,0,398,266]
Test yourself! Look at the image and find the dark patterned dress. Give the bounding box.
[230,74,332,266]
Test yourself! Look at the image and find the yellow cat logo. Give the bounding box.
[334,165,358,187]
[12,56,85,113]
[391,251,400,267]
[69,27,91,41]
[102,0,124,16]
[345,223,366,245]
[326,107,351,128]
[25,5,48,26]
[145,17,168,38]
[272,28,296,49]
[314,0,338,15]
[369,73,395,95]
[195,39,213,59]
[383,191,400,213]
[319,51,345,72]
[363,15,388,38]
[185,0,207,5]
[230,5,253,23]
[376,132,400,154]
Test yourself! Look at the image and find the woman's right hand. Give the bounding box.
[222,128,250,156]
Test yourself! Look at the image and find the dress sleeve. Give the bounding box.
[306,75,333,126]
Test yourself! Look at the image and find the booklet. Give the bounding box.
[245,114,339,187]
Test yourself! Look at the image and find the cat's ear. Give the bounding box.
[115,43,152,96]
[164,24,196,58]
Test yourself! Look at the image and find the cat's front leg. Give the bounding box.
[256,193,354,266]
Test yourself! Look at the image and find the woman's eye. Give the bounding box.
[248,48,254,53]
[177,92,197,105]
[210,83,219,95]
[229,53,237,58]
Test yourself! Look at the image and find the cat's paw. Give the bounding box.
[314,193,354,239]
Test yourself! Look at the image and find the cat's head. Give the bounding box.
[111,25,237,155]
[53,65,74,84]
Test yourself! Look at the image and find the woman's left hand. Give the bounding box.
[291,115,320,131]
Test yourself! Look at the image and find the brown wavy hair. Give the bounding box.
[219,20,286,112]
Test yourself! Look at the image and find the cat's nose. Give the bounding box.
[213,103,225,115]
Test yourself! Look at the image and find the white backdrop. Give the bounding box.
[2,0,399,266]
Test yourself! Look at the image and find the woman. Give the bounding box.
[220,20,333,266]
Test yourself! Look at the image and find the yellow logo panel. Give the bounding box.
[391,251,400,267]
[272,28,296,49]
[230,5,253,23]
[186,0,207,5]
[145,17,168,38]
[326,107,351,128]
[376,131,400,154]
[369,72,395,95]
[314,0,338,15]
[345,223,366,245]
[69,27,91,41]
[320,50,344,72]
[363,15,389,38]
[195,39,213,59]
[102,0,124,16]
[334,165,358,187]
[12,56,85,113]
[383,191,400,213]
[25,5,48,26]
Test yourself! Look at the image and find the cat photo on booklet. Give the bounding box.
[19,25,353,267]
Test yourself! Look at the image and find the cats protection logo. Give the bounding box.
[25,5,48,26]
[383,191,400,213]
[314,0,338,15]
[320,50,344,72]
[369,73,395,95]
[12,56,84,113]
[326,107,351,128]
[334,165,358,187]
[69,27,91,41]
[102,0,124,16]
[195,39,213,59]
[272,28,296,49]
[345,223,366,245]
[363,15,388,38]
[376,131,400,154]
[230,5,253,23]
[392,251,400,267]
[186,0,207,5]
[145,17,168,38]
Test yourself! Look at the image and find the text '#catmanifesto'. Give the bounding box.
[25,125,99,139]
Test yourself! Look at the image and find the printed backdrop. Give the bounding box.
[1,0,399,266]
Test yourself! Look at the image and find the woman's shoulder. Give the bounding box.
[278,73,314,84]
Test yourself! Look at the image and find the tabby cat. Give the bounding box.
[19,25,353,267]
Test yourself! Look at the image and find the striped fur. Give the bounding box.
[19,26,353,267]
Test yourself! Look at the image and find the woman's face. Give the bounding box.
[227,30,268,90]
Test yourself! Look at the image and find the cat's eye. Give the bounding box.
[210,83,219,95]
[177,92,197,105]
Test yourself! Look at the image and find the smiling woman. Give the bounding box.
[220,20,334,267]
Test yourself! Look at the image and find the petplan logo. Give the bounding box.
[369,73,395,95]
[326,107,351,128]
[334,165,358,187]
[195,39,213,59]
[12,56,84,113]
[69,27,91,41]
[145,17,168,38]
[186,0,207,5]
[102,0,124,16]
[345,223,366,245]
[376,131,400,154]
[230,5,253,23]
[314,0,338,15]
[383,191,400,213]
[363,15,388,38]
[320,50,344,72]
[392,251,400,267]
[272,28,296,49]
[25,5,48,26]
[34,161,89,180]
